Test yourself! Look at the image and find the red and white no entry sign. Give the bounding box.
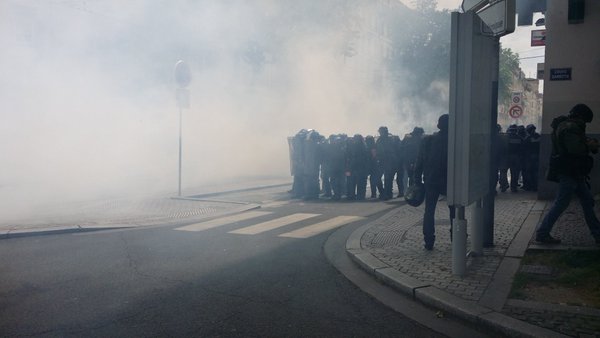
[509,105,523,118]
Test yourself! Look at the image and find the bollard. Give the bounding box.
[452,206,467,277]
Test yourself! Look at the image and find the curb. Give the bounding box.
[346,222,568,338]
[1,202,262,240]
[185,183,292,199]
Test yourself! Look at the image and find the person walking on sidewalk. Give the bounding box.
[536,103,600,244]
[414,114,455,250]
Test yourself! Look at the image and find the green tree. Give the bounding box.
[498,47,521,104]
[389,0,451,95]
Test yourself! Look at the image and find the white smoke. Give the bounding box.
[0,0,449,219]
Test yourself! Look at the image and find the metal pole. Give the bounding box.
[484,37,500,247]
[178,106,182,197]
[471,199,484,256]
[452,206,467,276]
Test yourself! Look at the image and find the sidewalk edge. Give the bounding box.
[345,222,568,338]
[1,203,261,239]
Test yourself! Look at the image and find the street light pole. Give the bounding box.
[178,106,183,196]
[174,60,191,197]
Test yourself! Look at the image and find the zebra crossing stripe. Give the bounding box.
[261,200,290,208]
[229,213,320,235]
[278,215,364,239]
[175,211,272,232]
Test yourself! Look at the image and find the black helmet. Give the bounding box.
[437,114,449,132]
[526,124,536,132]
[412,127,424,135]
[405,184,425,207]
[569,103,593,123]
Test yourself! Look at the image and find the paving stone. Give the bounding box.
[356,191,600,336]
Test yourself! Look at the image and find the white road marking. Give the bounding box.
[278,215,364,239]
[228,213,320,235]
[261,200,291,208]
[175,211,272,232]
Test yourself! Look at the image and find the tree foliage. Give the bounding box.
[498,47,521,104]
[389,0,451,95]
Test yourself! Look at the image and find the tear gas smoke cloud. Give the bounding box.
[0,0,449,220]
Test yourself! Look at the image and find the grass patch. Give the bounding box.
[511,250,600,307]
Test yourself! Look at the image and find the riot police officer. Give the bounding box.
[376,126,396,200]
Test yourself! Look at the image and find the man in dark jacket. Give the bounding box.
[536,104,600,244]
[414,114,454,250]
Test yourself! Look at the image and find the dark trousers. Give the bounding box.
[382,168,395,199]
[320,169,331,196]
[395,167,405,196]
[291,175,304,198]
[536,175,600,239]
[406,165,417,187]
[369,168,383,197]
[524,156,539,190]
[303,172,320,200]
[508,155,521,190]
[330,171,345,200]
[497,167,509,190]
[423,185,455,247]
[347,173,367,200]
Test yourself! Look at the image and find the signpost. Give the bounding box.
[479,0,516,37]
[550,68,572,81]
[531,29,546,46]
[511,91,522,106]
[509,105,523,119]
[174,60,191,197]
[537,63,545,80]
[449,0,515,276]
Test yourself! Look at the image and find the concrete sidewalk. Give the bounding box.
[347,191,600,337]
[0,177,291,238]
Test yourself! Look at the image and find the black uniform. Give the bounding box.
[365,136,383,198]
[346,134,369,200]
[524,124,541,191]
[376,126,396,200]
[507,125,523,192]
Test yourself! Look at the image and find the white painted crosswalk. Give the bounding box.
[175,211,364,239]
[228,213,319,235]
[278,215,364,238]
[175,211,272,232]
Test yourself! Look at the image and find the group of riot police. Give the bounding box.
[288,126,425,201]
[496,123,541,192]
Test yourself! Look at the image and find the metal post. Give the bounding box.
[471,199,484,256]
[452,206,467,276]
[178,107,182,197]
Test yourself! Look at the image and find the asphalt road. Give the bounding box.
[0,187,469,337]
